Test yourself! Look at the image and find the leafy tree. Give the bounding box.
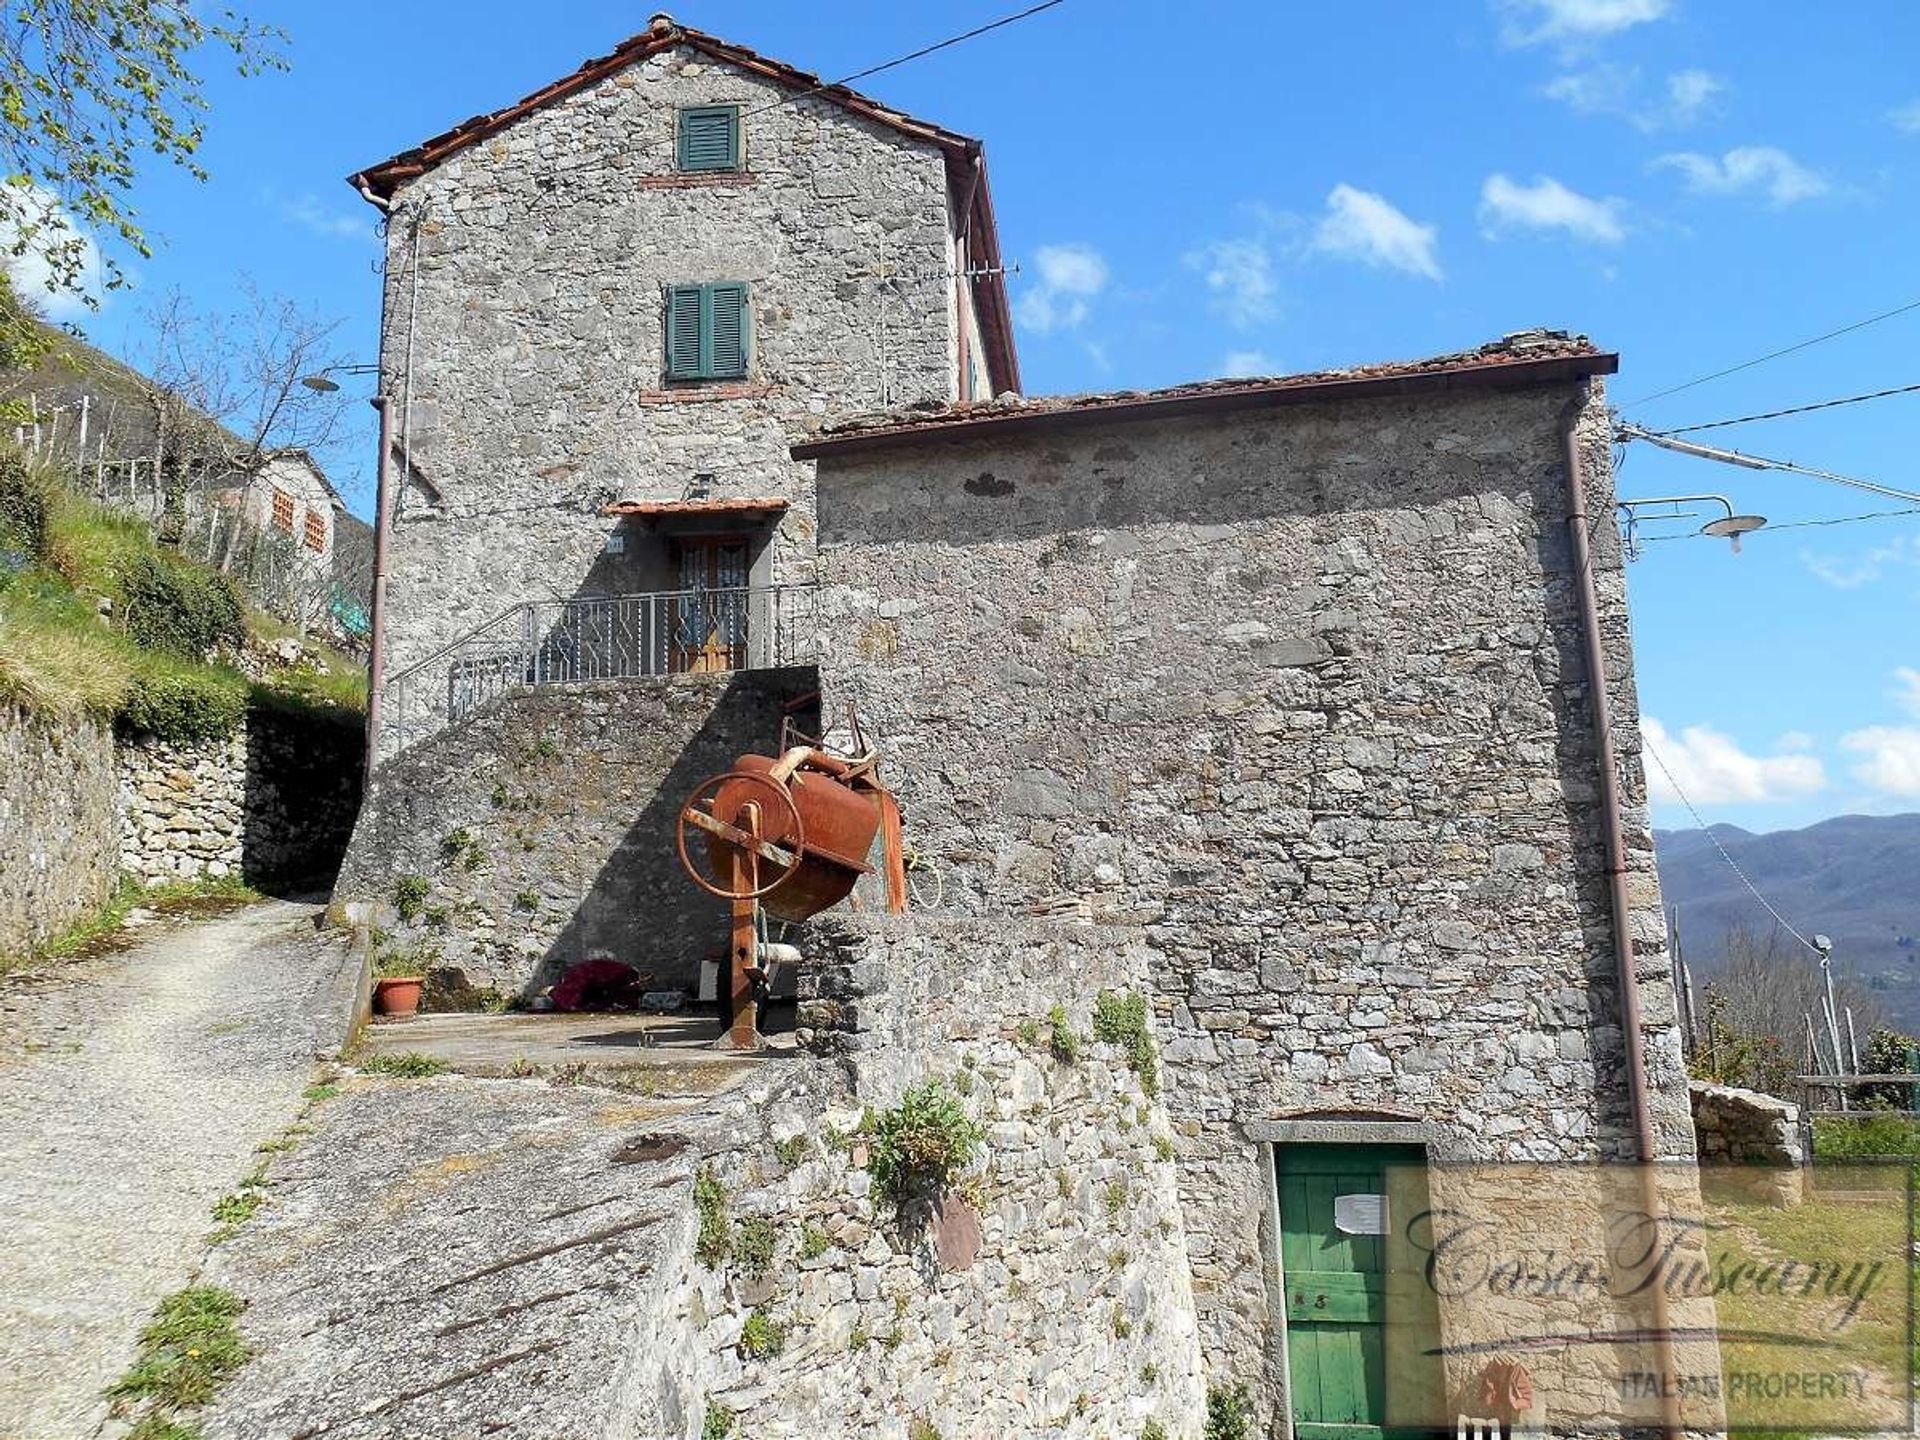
[2,2,286,306]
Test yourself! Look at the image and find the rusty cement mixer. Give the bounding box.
[676,717,908,1049]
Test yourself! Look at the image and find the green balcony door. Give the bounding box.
[1276,1144,1441,1440]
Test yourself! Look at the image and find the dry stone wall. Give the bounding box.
[375,40,967,759]
[809,378,1696,1415]
[119,713,364,888]
[675,913,1207,1437]
[335,669,818,1000]
[0,704,118,955]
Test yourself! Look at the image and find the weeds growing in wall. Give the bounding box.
[868,1081,984,1203]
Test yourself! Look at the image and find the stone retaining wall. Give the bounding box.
[0,704,119,955]
[335,669,818,999]
[667,913,1207,1437]
[119,712,364,889]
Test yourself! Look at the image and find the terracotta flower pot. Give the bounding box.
[373,976,425,1018]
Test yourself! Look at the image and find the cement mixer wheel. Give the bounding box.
[676,769,807,902]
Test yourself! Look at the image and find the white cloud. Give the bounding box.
[1185,237,1278,330]
[1655,146,1830,206]
[1220,350,1275,379]
[1499,0,1669,47]
[1895,667,1920,719]
[1841,727,1920,796]
[1665,69,1726,126]
[1642,717,1828,806]
[1890,101,1920,135]
[1015,242,1109,336]
[1,181,104,320]
[1311,183,1442,281]
[276,192,372,242]
[1775,731,1816,753]
[1479,173,1626,244]
[1800,536,1920,589]
[1544,64,1725,130]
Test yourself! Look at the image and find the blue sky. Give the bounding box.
[19,0,1920,834]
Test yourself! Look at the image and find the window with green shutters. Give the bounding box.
[664,283,751,381]
[676,105,741,172]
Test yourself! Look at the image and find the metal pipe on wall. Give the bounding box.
[363,394,394,791]
[1560,384,1684,1440]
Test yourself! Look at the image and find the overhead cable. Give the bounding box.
[1623,295,1920,409]
[1649,379,1920,436]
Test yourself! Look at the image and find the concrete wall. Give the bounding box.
[374,40,966,728]
[335,669,818,999]
[808,377,1695,1411]
[0,704,119,955]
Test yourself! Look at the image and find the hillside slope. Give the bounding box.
[1655,813,1920,1027]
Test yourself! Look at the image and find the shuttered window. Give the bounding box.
[677,105,740,172]
[270,487,295,533]
[664,282,751,381]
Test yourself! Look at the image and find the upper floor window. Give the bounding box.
[302,508,327,552]
[665,282,751,382]
[270,486,295,533]
[677,105,741,173]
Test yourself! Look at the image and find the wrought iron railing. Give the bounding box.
[381,584,819,760]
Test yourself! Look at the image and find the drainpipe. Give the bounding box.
[363,394,394,792]
[1560,384,1684,1440]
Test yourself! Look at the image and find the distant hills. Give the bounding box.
[1655,813,1920,1029]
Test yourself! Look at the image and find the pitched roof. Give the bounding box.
[347,13,1019,394]
[791,331,1618,460]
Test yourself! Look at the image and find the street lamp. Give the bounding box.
[300,362,391,794]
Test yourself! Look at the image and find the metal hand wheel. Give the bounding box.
[676,769,807,901]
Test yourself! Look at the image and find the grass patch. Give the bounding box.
[360,1051,446,1079]
[1,874,259,978]
[127,1412,207,1440]
[302,1082,340,1103]
[109,1285,249,1411]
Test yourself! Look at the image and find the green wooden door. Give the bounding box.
[1277,1144,1439,1440]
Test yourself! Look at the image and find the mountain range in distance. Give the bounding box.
[1654,812,1920,1031]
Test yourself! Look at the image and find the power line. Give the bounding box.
[1623,294,1920,410]
[1637,505,1920,542]
[1640,739,1824,958]
[1649,379,1920,436]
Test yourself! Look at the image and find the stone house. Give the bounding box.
[346,12,1017,755]
[792,332,1699,1433]
[337,15,1704,1434]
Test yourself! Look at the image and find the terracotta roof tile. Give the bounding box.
[791,331,1617,459]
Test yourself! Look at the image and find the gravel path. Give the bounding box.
[0,900,360,1440]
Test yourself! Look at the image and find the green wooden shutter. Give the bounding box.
[707,283,749,379]
[677,105,740,172]
[665,285,705,379]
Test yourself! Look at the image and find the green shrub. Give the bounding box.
[735,1216,776,1279]
[738,1308,785,1359]
[119,659,248,743]
[1813,1113,1920,1158]
[1049,1003,1082,1064]
[1093,989,1160,1098]
[701,1406,735,1440]
[392,875,429,922]
[122,548,244,658]
[1205,1384,1253,1440]
[869,1081,984,1202]
[695,1166,731,1266]
[1141,1422,1169,1440]
[0,449,51,555]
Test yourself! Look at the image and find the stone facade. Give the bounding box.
[802,366,1696,1416]
[361,21,1010,757]
[335,669,818,998]
[1691,1078,1806,1205]
[0,704,118,955]
[119,712,364,889]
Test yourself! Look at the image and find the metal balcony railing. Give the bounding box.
[381,584,819,760]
